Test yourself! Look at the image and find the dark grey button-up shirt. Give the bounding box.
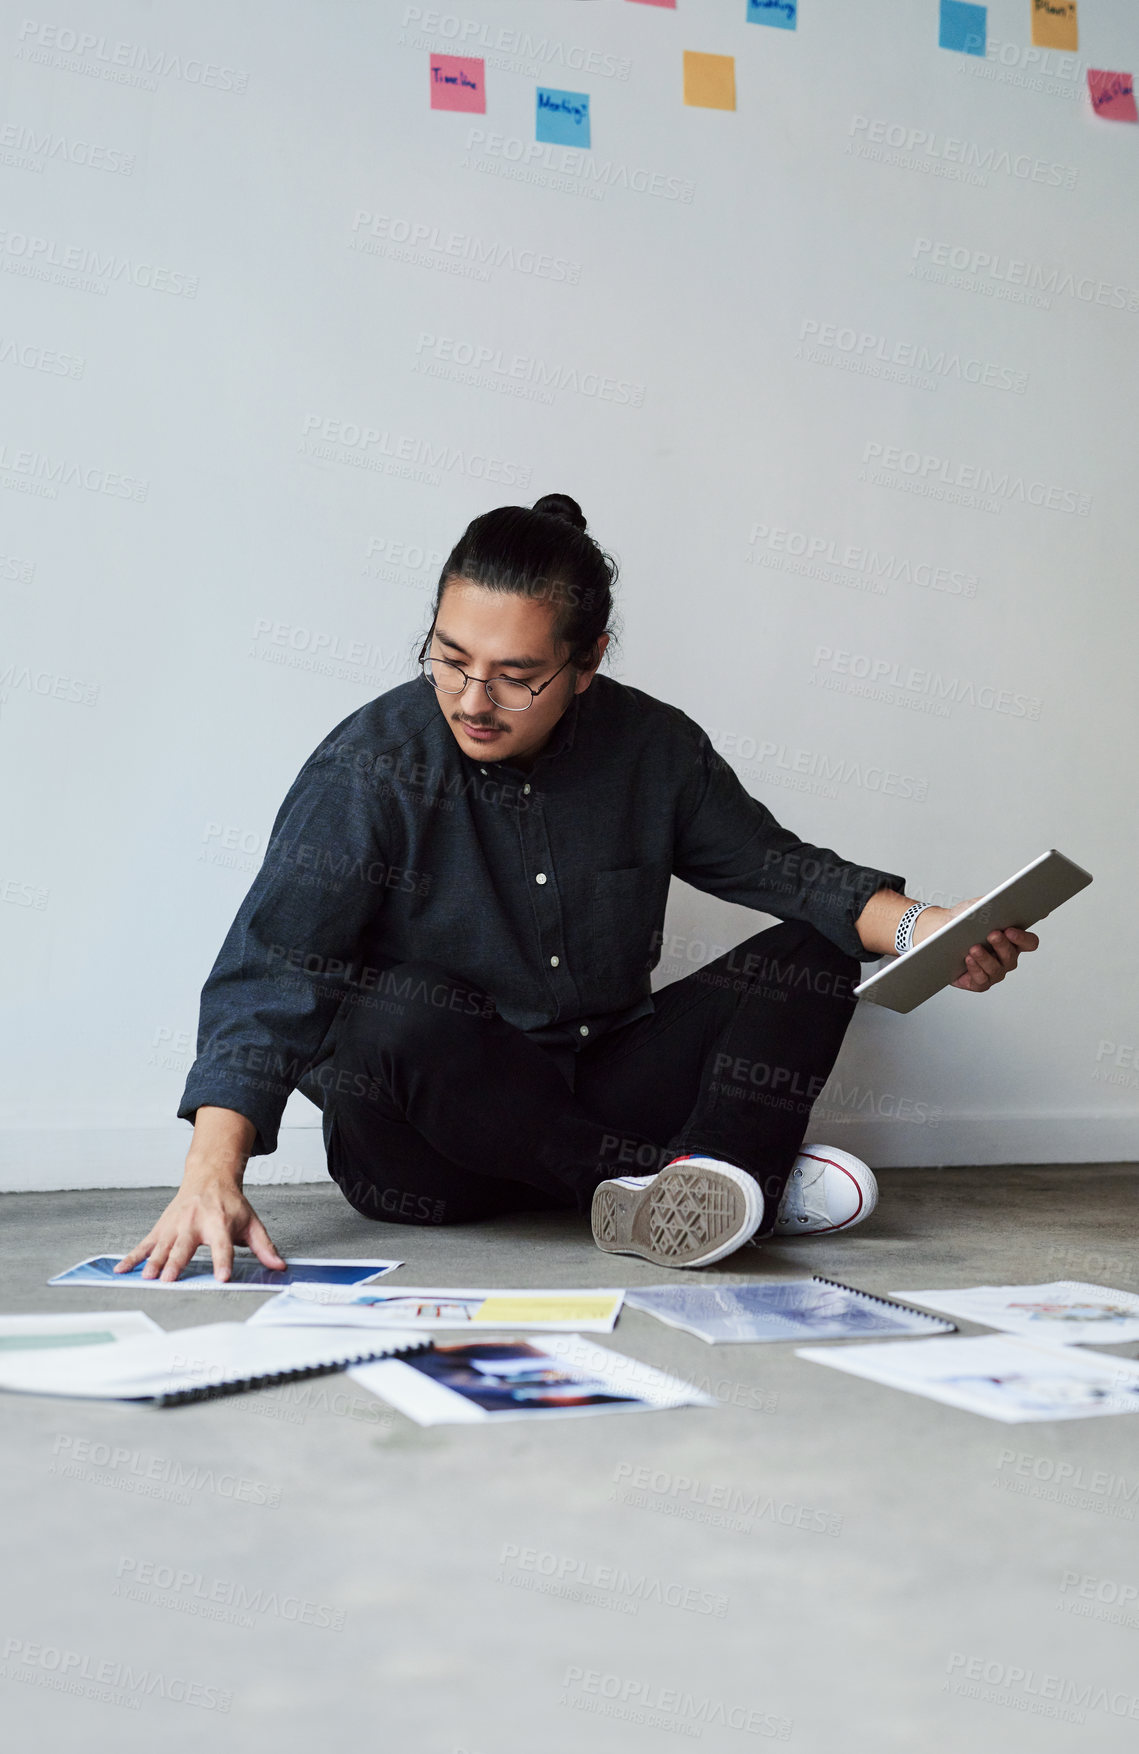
[178,674,905,1154]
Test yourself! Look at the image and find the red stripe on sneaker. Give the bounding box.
[798,1150,863,1233]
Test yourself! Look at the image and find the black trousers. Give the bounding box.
[296,921,861,1236]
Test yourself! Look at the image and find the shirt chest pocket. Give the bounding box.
[591,865,662,988]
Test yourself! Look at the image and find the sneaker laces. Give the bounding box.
[780,1160,831,1226]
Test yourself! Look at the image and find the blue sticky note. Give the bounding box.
[939,0,986,55]
[747,0,797,29]
[536,87,591,149]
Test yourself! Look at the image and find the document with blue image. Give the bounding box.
[49,1254,401,1291]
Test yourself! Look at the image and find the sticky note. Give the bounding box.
[536,87,591,149]
[473,1295,620,1324]
[626,1,677,8]
[939,0,986,56]
[747,0,797,27]
[429,54,485,113]
[683,51,736,110]
[1088,69,1138,122]
[1031,0,1077,52]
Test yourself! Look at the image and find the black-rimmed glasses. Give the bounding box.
[416,632,574,712]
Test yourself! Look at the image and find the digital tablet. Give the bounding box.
[853,849,1092,1015]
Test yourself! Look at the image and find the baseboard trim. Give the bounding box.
[0,1126,330,1193]
[0,1114,1136,1192]
[813,1111,1139,1169]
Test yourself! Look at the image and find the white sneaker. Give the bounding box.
[773,1144,878,1236]
[592,1154,764,1269]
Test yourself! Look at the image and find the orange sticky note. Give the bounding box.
[1031,0,1077,52]
[684,50,736,111]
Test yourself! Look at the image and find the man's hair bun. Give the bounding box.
[434,493,617,668]
[532,492,587,532]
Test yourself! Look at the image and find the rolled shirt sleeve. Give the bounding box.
[672,729,907,961]
[178,753,386,1156]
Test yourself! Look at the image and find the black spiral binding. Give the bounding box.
[149,1339,429,1408]
[809,1276,957,1333]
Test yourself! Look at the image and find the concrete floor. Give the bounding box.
[3,1164,1139,1753]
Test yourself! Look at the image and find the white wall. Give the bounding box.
[1,0,1136,1191]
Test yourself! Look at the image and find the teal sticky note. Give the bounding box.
[747,0,797,28]
[536,87,591,149]
[939,0,986,55]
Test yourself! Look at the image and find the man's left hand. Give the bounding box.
[913,901,1039,993]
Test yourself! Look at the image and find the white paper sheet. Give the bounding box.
[0,1310,161,1352]
[798,1334,1139,1422]
[248,1285,624,1333]
[890,1281,1139,1346]
[350,1334,715,1425]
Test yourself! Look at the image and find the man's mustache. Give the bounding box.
[455,714,510,731]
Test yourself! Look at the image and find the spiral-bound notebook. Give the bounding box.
[0,1322,426,1405]
[624,1277,957,1344]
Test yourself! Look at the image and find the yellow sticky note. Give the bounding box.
[1031,0,1077,52]
[473,1294,618,1324]
[683,50,736,111]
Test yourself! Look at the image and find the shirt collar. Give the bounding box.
[538,688,582,763]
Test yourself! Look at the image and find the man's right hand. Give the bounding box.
[114,1107,286,1284]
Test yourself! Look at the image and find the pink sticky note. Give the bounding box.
[627,1,678,8]
[1087,69,1137,122]
[430,54,485,112]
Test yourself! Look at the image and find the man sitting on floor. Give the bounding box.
[119,494,1037,1283]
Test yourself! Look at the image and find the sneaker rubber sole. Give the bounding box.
[591,1156,764,1270]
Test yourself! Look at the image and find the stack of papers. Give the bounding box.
[249,1286,624,1333]
[891,1281,1139,1345]
[0,1322,423,1403]
[625,1278,954,1344]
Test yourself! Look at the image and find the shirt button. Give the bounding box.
[535,872,547,885]
[579,1024,589,1036]
[479,766,487,774]
[550,955,560,967]
[522,784,531,794]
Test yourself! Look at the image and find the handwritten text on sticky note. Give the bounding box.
[748,0,797,27]
[683,50,736,110]
[430,54,486,113]
[1031,0,1077,53]
[536,87,591,149]
[1088,69,1137,122]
